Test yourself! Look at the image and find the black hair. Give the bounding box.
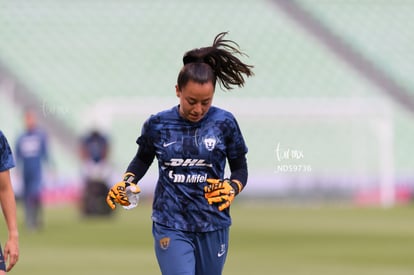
[177,32,254,91]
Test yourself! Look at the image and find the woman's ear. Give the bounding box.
[175,85,181,98]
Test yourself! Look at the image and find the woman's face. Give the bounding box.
[176,80,214,122]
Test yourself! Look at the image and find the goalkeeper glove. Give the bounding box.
[204,178,243,211]
[106,172,141,210]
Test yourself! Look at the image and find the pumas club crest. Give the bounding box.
[203,136,217,151]
[159,237,170,250]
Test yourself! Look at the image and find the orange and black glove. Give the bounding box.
[106,172,141,209]
[204,178,243,211]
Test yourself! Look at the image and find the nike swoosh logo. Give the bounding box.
[218,250,226,257]
[163,141,177,147]
[218,244,226,257]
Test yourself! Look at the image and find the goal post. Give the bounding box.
[84,96,395,207]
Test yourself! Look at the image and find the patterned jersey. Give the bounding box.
[137,105,248,232]
[0,131,15,172]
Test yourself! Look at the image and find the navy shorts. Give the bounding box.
[0,244,5,271]
[153,222,229,275]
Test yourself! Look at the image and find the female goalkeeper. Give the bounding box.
[107,32,253,275]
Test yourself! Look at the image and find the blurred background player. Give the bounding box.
[106,32,253,275]
[0,131,19,273]
[15,109,49,231]
[79,129,112,216]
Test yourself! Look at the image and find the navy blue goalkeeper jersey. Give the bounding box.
[137,105,248,232]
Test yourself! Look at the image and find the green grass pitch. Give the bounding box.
[3,200,414,275]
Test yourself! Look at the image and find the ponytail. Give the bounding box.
[177,32,254,91]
